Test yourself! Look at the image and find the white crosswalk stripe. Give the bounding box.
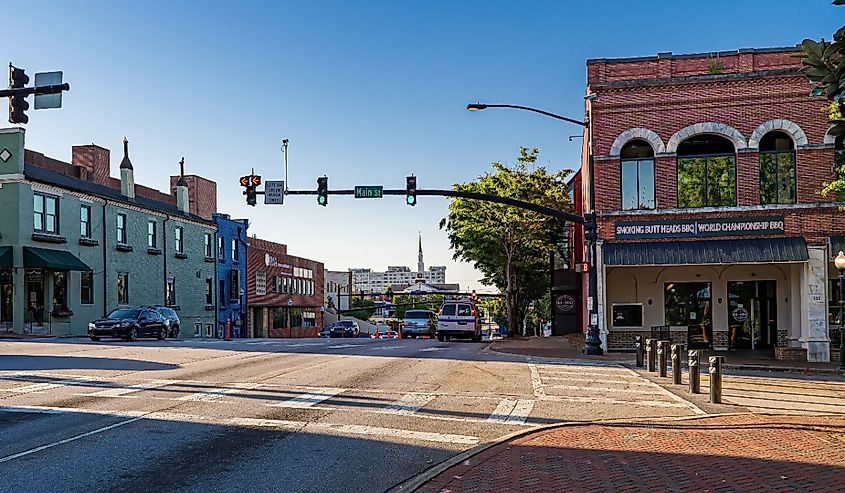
[267,388,343,408]
[80,380,179,398]
[486,398,534,424]
[177,382,264,402]
[381,393,436,415]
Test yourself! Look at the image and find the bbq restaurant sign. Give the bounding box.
[614,216,785,240]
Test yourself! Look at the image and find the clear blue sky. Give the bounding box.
[6,1,840,292]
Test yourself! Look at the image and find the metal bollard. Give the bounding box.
[840,329,845,370]
[671,344,684,385]
[635,336,644,367]
[688,350,701,393]
[656,340,668,377]
[709,356,725,403]
[646,338,656,372]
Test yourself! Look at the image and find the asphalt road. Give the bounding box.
[0,336,717,492]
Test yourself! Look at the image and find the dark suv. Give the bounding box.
[89,308,169,341]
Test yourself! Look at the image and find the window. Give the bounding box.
[175,226,183,253]
[148,220,157,248]
[166,278,176,306]
[833,136,845,202]
[205,278,213,305]
[80,205,91,238]
[665,282,711,326]
[117,213,127,244]
[231,238,239,261]
[759,131,796,204]
[219,279,227,307]
[194,323,201,337]
[204,233,213,258]
[677,135,736,208]
[52,272,68,313]
[611,304,643,327]
[80,272,93,305]
[117,272,129,305]
[34,192,59,234]
[620,140,655,210]
[218,236,225,260]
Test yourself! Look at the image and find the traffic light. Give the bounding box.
[406,175,417,206]
[8,64,29,124]
[240,174,261,207]
[245,186,257,206]
[317,176,328,206]
[583,212,597,242]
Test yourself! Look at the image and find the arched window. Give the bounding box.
[677,135,736,208]
[620,140,655,210]
[759,131,795,204]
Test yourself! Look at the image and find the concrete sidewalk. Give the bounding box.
[404,413,845,493]
[489,335,844,374]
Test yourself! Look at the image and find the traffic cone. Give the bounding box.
[373,326,380,339]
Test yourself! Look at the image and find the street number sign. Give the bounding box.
[264,180,285,204]
[354,185,383,199]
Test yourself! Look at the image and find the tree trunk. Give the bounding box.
[504,244,520,337]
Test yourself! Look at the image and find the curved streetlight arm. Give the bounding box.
[467,103,586,127]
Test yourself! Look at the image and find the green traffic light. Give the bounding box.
[317,195,327,206]
[406,195,416,205]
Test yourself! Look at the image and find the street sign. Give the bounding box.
[265,180,285,204]
[34,71,63,109]
[354,185,383,199]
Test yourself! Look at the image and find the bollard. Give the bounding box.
[671,344,684,385]
[840,329,845,370]
[646,338,656,372]
[709,356,725,403]
[634,336,644,367]
[657,340,668,377]
[688,350,701,393]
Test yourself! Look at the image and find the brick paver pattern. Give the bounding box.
[417,414,845,493]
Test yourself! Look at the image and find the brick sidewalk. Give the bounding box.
[416,414,845,493]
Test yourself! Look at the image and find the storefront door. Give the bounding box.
[665,282,712,349]
[727,280,777,350]
[25,269,45,324]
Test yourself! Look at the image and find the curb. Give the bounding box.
[621,361,844,376]
[384,411,845,493]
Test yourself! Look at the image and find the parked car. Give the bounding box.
[319,324,333,338]
[436,299,481,342]
[88,308,169,342]
[330,320,360,338]
[143,306,181,338]
[402,309,436,339]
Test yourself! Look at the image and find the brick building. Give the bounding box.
[582,47,840,362]
[246,237,324,337]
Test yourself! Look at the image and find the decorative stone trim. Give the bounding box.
[79,238,99,247]
[32,233,67,244]
[204,257,216,263]
[175,252,188,260]
[665,122,747,153]
[609,128,666,156]
[147,248,162,255]
[115,244,133,252]
[747,119,808,148]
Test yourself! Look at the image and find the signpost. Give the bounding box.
[264,180,285,204]
[354,186,383,199]
[34,71,64,109]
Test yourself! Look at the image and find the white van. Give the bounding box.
[436,299,481,342]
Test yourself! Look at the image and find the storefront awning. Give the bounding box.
[603,237,808,266]
[0,246,11,269]
[23,246,92,271]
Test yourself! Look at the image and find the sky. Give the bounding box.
[5,1,841,293]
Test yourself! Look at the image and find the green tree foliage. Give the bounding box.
[481,298,507,326]
[440,147,572,336]
[801,2,845,199]
[393,294,443,319]
[348,297,375,321]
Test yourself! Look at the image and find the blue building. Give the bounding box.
[212,213,249,338]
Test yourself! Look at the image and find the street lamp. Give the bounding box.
[835,251,845,369]
[287,298,294,338]
[466,102,603,355]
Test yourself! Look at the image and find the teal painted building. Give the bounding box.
[0,128,217,337]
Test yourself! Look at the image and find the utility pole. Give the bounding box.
[282,139,289,193]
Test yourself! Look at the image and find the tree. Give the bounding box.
[800,1,845,199]
[348,297,375,321]
[393,294,443,319]
[440,147,572,336]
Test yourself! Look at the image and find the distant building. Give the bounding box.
[213,213,249,338]
[351,235,447,293]
[324,270,351,311]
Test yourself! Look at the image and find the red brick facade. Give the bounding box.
[247,237,324,337]
[170,174,218,220]
[585,47,839,244]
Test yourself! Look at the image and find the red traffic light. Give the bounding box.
[250,175,262,186]
[239,176,250,187]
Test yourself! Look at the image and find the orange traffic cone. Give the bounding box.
[373,326,380,339]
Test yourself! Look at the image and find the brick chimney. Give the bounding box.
[71,144,110,186]
[119,137,135,199]
[175,157,189,214]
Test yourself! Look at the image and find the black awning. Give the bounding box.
[0,246,11,269]
[23,246,92,271]
[603,237,808,266]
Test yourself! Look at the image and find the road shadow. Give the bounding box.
[0,355,179,371]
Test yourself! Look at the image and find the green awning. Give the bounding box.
[604,237,808,266]
[23,246,91,271]
[0,246,11,269]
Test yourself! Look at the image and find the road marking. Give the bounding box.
[381,393,436,415]
[486,398,534,424]
[285,343,325,348]
[545,384,666,395]
[620,367,706,415]
[0,415,146,463]
[370,345,405,351]
[0,376,100,394]
[419,347,449,352]
[80,380,178,398]
[527,359,546,399]
[327,344,364,349]
[177,382,264,402]
[267,388,343,408]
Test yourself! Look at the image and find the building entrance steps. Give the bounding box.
[400,414,845,493]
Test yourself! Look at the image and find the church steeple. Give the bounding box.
[417,232,424,274]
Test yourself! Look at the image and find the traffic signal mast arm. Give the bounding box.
[0,83,71,99]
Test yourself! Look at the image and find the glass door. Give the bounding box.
[728,281,776,350]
